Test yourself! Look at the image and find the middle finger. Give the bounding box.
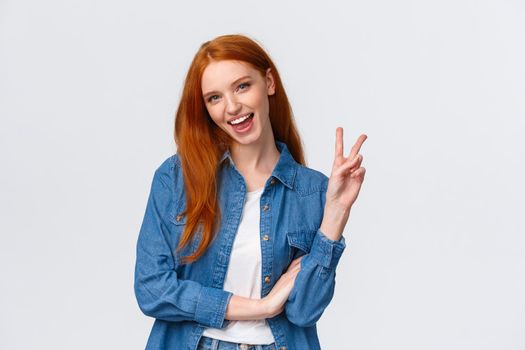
[348,134,367,160]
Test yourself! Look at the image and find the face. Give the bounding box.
[201,60,275,147]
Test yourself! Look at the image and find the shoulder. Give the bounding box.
[293,164,329,196]
[155,153,180,172]
[276,140,328,195]
[151,154,183,189]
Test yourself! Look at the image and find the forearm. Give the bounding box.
[225,295,269,321]
[285,229,347,327]
[320,204,351,241]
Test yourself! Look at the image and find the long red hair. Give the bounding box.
[174,34,305,263]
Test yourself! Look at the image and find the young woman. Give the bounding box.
[134,34,367,350]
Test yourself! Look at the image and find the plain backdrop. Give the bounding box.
[1,0,524,349]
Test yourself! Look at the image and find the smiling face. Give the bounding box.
[201,60,275,148]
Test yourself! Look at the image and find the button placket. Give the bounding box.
[260,189,273,296]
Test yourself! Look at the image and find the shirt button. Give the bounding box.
[264,276,271,284]
[280,347,286,350]
[270,178,276,185]
[176,214,183,222]
[262,234,269,241]
[262,204,270,212]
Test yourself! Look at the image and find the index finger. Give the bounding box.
[335,127,344,159]
[348,134,368,159]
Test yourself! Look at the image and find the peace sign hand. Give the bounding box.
[326,128,367,210]
[320,128,367,240]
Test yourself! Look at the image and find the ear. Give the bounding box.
[266,68,276,96]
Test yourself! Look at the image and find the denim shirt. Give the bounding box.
[134,141,347,350]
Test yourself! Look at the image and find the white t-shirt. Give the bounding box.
[202,187,276,344]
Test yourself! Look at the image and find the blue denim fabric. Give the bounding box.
[196,336,277,350]
[134,141,347,350]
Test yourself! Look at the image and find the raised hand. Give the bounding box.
[327,128,367,209]
[320,128,367,240]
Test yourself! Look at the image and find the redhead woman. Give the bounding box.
[134,34,367,350]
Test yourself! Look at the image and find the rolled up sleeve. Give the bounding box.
[195,285,233,328]
[285,228,347,327]
[310,229,346,270]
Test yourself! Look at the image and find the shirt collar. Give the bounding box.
[219,140,298,190]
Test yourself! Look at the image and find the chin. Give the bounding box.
[229,132,262,146]
[224,123,263,146]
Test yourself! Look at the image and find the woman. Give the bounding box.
[134,34,367,350]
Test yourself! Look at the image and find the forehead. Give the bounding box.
[201,60,260,91]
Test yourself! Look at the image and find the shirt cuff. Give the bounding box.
[194,286,233,328]
[309,228,347,269]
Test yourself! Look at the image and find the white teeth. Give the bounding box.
[229,113,252,125]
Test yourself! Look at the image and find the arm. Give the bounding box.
[285,129,367,327]
[134,168,233,328]
[284,226,347,328]
[226,254,304,320]
[135,165,294,326]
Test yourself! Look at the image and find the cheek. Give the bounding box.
[256,96,270,118]
[249,90,269,113]
[206,106,222,126]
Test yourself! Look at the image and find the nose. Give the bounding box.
[224,94,242,116]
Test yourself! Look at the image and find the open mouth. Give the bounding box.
[227,113,254,126]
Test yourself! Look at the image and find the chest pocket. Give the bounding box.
[171,211,187,226]
[169,204,200,265]
[287,229,316,262]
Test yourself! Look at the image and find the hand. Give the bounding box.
[319,128,367,241]
[326,128,367,212]
[261,256,303,318]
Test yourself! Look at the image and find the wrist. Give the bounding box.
[258,297,273,318]
[261,295,285,319]
[320,204,351,240]
[226,295,270,321]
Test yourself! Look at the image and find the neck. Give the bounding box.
[229,133,280,177]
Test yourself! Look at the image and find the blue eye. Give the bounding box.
[207,95,219,103]
[237,82,250,91]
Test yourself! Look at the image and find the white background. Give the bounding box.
[1,0,524,349]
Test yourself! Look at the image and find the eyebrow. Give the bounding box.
[202,75,252,98]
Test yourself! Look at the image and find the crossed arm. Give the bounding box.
[135,129,367,328]
[226,129,367,326]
